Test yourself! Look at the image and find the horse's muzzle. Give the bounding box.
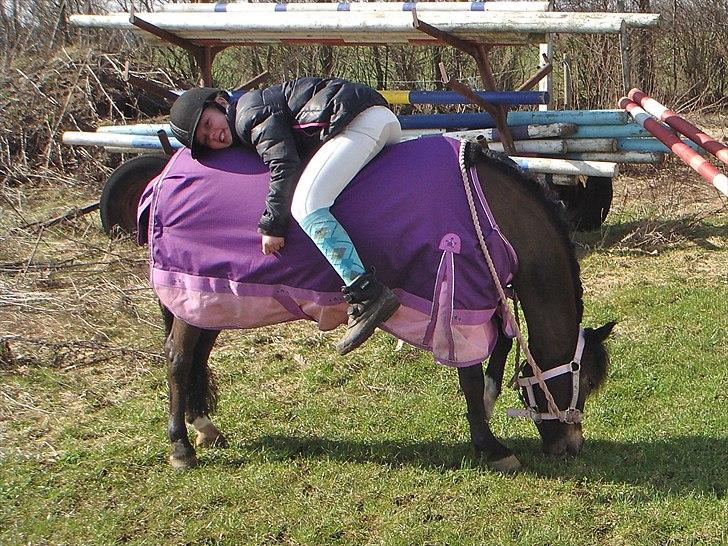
[542,423,584,458]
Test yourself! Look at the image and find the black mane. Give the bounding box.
[465,142,584,322]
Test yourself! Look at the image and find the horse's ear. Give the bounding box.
[592,321,617,342]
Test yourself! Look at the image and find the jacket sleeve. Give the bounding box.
[239,104,303,237]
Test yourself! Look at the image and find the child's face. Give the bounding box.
[195,106,233,150]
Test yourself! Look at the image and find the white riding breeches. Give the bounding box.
[290,106,402,221]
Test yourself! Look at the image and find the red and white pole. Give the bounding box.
[618,96,728,197]
[628,88,728,167]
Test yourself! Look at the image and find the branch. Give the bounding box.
[25,202,100,231]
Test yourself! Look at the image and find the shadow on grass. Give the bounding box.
[221,434,726,496]
[574,217,728,257]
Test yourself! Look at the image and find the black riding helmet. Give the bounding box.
[170,87,226,158]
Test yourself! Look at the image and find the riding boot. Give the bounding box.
[336,271,400,355]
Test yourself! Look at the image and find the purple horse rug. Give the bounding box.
[138,136,517,367]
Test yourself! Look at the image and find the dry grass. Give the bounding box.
[0,179,164,459]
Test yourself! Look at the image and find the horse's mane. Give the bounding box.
[465,143,584,322]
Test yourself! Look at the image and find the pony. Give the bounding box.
[139,136,615,472]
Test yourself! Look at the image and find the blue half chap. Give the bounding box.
[299,207,366,285]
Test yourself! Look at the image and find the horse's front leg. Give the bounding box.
[458,364,521,472]
[165,318,201,469]
[483,328,512,422]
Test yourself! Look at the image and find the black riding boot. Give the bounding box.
[336,271,400,355]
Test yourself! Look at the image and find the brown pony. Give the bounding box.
[156,145,615,472]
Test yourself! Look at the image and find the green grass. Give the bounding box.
[1,185,726,545]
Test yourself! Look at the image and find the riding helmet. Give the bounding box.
[169,87,225,158]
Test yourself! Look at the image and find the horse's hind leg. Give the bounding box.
[458,364,521,472]
[483,327,512,422]
[165,318,202,469]
[185,329,227,449]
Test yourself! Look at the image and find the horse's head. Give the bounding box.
[527,321,616,457]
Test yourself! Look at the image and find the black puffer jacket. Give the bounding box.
[229,77,389,236]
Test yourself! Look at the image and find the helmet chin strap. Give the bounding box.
[507,328,586,424]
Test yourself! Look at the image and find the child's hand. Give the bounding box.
[261,235,285,255]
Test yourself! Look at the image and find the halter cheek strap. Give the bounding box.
[507,328,586,424]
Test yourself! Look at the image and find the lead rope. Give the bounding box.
[507,295,524,389]
[457,141,563,419]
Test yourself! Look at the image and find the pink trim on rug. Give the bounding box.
[155,282,499,366]
[151,268,497,325]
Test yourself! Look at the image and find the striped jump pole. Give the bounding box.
[69,12,661,43]
[160,2,553,13]
[378,89,548,106]
[619,97,728,196]
[628,88,728,167]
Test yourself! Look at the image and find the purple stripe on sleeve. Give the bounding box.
[292,121,329,129]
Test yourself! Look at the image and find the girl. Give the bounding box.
[169,77,402,355]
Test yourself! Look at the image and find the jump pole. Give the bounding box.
[159,2,553,13]
[617,138,703,153]
[62,131,183,150]
[619,97,728,196]
[70,12,660,41]
[563,151,664,164]
[571,124,651,139]
[378,89,548,105]
[439,123,577,141]
[510,157,618,177]
[628,88,728,167]
[98,124,171,135]
[99,122,580,143]
[487,139,615,154]
[399,110,628,130]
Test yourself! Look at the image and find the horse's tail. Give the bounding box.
[187,330,220,418]
[159,301,174,339]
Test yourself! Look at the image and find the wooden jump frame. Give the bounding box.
[124,9,556,155]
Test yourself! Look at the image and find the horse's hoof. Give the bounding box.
[170,441,197,470]
[489,454,522,473]
[169,452,197,470]
[195,431,228,448]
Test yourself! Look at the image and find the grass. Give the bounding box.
[1,168,727,545]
